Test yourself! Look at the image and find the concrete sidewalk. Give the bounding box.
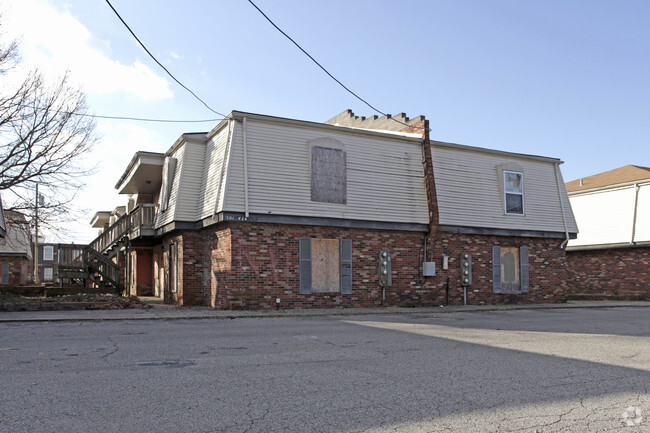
[0,299,648,322]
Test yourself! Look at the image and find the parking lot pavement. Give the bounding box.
[0,306,648,432]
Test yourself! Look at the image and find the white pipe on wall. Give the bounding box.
[631,182,640,244]
[243,116,250,218]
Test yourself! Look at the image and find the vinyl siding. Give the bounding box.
[432,144,578,234]
[174,142,205,222]
[196,125,230,219]
[568,182,650,247]
[221,118,428,224]
[635,183,650,242]
[155,145,185,228]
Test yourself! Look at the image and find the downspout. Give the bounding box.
[554,162,571,249]
[630,182,640,245]
[242,116,250,218]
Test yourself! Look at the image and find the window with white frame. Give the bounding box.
[504,171,524,215]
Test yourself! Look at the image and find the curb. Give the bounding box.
[0,301,648,323]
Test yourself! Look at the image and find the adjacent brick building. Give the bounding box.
[566,165,650,300]
[0,211,32,286]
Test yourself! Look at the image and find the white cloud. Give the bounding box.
[1,0,173,100]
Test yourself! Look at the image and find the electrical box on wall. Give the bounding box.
[460,253,472,286]
[423,261,436,276]
[378,251,392,286]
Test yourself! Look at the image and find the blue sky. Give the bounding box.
[2,0,649,242]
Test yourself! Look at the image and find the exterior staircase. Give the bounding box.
[56,204,157,293]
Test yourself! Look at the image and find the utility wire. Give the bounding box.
[247,0,428,132]
[72,112,225,123]
[105,0,227,118]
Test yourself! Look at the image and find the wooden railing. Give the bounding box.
[89,204,157,254]
[90,213,129,254]
[129,203,156,239]
[57,243,121,291]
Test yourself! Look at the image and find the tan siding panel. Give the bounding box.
[222,119,428,224]
[197,126,230,219]
[175,142,205,221]
[155,145,185,228]
[432,145,576,233]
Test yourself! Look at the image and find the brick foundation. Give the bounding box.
[566,247,650,301]
[161,222,569,309]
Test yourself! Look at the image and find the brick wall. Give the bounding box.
[566,247,650,301]
[0,256,31,286]
[428,232,568,305]
[162,221,569,309]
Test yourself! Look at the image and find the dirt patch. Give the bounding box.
[0,292,153,312]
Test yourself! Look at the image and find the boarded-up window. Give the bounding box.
[311,147,346,204]
[299,238,352,294]
[493,246,529,294]
[311,239,340,292]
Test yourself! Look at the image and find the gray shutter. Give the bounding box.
[299,238,312,295]
[520,246,530,293]
[2,261,9,284]
[340,239,352,295]
[492,246,501,293]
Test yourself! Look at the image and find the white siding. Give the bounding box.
[196,125,230,219]
[155,145,185,228]
[432,144,578,234]
[635,183,650,242]
[221,118,428,224]
[174,142,205,221]
[568,182,650,247]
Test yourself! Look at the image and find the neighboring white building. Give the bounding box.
[566,165,650,249]
[565,165,650,301]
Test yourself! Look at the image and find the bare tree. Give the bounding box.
[0,28,97,236]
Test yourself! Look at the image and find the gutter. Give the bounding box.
[631,182,640,244]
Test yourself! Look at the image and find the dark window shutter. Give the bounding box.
[2,260,9,284]
[492,246,501,293]
[299,238,312,294]
[340,239,352,295]
[520,246,530,293]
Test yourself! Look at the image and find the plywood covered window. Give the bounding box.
[311,146,347,204]
[299,238,352,295]
[492,246,529,294]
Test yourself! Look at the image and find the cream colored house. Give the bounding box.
[92,110,578,308]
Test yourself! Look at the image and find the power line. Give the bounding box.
[104,0,227,118]
[72,112,225,123]
[246,0,428,132]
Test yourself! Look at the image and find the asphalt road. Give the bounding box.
[0,307,648,432]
